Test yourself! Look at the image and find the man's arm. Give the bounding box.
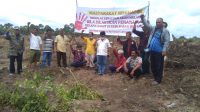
[162,29,170,56]
[54,36,58,52]
[117,36,124,45]
[140,15,152,32]
[80,30,84,39]
[39,37,43,54]
[123,62,128,72]
[27,22,31,34]
[54,42,57,52]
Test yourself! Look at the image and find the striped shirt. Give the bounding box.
[43,38,54,52]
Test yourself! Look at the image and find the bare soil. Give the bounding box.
[0,37,200,112]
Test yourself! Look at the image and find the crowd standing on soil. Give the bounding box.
[1,15,170,85]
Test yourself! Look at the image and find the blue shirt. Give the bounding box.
[149,29,163,53]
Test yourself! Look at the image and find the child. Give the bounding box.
[70,43,86,67]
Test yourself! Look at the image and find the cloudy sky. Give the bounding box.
[0,0,200,37]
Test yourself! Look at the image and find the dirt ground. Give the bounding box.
[0,37,200,112]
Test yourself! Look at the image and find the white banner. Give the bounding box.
[74,6,149,36]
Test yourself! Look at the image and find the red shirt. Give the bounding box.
[113,49,126,67]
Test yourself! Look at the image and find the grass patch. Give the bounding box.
[0,71,103,112]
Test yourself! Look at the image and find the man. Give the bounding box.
[41,28,54,67]
[132,21,150,74]
[109,48,126,73]
[124,51,142,79]
[4,26,24,75]
[54,28,71,67]
[28,23,42,69]
[140,15,170,84]
[117,32,137,58]
[81,30,96,68]
[96,31,111,75]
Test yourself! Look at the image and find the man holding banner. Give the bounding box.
[140,15,170,85]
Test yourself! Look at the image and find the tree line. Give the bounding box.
[0,22,75,36]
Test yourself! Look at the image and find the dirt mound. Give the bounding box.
[167,40,200,69]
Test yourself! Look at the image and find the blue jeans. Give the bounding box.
[70,61,86,67]
[109,64,124,73]
[41,52,52,67]
[97,55,107,75]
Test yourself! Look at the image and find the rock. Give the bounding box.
[166,102,176,108]
[193,94,198,98]
[164,101,177,108]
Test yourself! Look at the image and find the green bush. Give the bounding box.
[0,72,103,112]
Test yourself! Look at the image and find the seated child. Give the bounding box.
[70,44,86,67]
[109,49,126,73]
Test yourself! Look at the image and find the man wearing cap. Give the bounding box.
[96,31,111,75]
[4,26,24,75]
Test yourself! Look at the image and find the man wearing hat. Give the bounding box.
[4,26,24,75]
[96,31,111,75]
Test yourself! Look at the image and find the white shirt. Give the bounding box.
[30,33,42,50]
[96,38,111,56]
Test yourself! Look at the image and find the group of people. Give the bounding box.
[2,15,170,85]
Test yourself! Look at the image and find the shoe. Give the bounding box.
[152,81,159,85]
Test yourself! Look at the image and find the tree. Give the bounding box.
[4,23,13,29]
[0,24,6,35]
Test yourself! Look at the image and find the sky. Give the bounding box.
[0,0,200,38]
